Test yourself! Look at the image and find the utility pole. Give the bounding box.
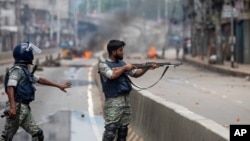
[200,0,205,60]
[161,0,169,58]
[215,9,223,64]
[162,0,177,58]
[212,0,224,64]
[49,0,55,42]
[74,3,79,47]
[56,0,60,45]
[15,0,22,43]
[157,0,161,22]
[182,1,188,58]
[230,0,235,68]
[86,0,90,15]
[189,0,197,57]
[98,0,101,13]
[127,0,130,12]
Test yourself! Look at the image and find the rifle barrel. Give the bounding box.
[132,61,182,69]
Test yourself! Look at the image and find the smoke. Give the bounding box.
[77,0,167,54]
[79,10,137,53]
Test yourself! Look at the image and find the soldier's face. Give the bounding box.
[114,47,124,60]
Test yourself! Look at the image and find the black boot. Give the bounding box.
[116,126,128,141]
[103,124,117,141]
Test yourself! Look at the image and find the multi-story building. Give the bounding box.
[0,0,18,51]
[23,0,72,49]
[0,0,73,51]
[188,0,250,64]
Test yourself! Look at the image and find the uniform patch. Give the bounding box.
[9,74,18,80]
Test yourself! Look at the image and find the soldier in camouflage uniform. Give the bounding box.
[98,40,158,141]
[0,42,71,141]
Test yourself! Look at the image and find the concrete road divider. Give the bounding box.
[0,48,61,86]
[129,90,229,141]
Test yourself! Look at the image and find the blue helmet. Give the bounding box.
[13,42,41,64]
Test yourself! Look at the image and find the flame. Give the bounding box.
[82,50,92,59]
[147,44,158,59]
[72,54,78,59]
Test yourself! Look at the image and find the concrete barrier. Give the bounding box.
[0,48,60,65]
[94,52,229,141]
[129,90,229,141]
[0,48,61,86]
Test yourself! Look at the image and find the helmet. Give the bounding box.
[13,42,41,64]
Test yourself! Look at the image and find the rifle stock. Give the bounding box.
[132,61,183,69]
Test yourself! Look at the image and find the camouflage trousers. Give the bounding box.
[103,95,131,126]
[0,103,40,141]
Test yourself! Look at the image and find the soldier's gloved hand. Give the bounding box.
[8,107,17,119]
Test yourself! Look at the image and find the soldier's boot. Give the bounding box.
[117,126,128,141]
[32,129,44,141]
[102,124,117,141]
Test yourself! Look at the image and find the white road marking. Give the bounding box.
[210,91,216,94]
[236,100,243,104]
[222,95,227,98]
[185,80,190,84]
[88,66,102,141]
[192,84,198,88]
[183,79,217,95]
[201,87,207,91]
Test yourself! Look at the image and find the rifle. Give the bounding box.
[132,61,183,69]
[128,61,183,90]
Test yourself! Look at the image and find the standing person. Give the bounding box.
[0,42,71,141]
[174,35,181,60]
[98,40,158,141]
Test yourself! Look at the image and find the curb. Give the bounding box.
[183,56,250,77]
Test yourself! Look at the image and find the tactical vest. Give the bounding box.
[100,60,132,98]
[4,65,36,103]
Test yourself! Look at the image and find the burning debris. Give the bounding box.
[147,42,161,59]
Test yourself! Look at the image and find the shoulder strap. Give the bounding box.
[126,66,169,90]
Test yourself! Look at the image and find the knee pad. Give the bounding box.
[103,124,117,141]
[117,126,128,140]
[32,129,44,141]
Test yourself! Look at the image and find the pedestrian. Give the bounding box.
[98,40,158,141]
[0,42,71,141]
[174,35,181,60]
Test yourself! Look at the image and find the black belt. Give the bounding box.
[106,93,129,99]
[15,100,30,105]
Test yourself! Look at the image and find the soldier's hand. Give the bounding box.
[125,64,135,71]
[59,81,72,93]
[149,63,159,70]
[8,107,17,118]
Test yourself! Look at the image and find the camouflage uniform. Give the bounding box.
[99,59,136,126]
[0,66,41,141]
[104,95,131,126]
